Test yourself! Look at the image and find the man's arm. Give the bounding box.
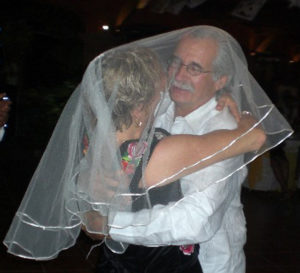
[109,157,246,246]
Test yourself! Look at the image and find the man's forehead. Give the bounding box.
[176,36,217,51]
[174,37,218,63]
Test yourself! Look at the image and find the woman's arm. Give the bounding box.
[145,114,266,187]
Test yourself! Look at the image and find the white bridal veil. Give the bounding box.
[4,25,293,259]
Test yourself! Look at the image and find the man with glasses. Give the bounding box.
[109,28,249,273]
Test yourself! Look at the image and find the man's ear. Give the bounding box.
[214,75,228,91]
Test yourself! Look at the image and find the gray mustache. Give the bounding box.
[173,80,194,93]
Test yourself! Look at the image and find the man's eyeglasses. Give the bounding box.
[167,56,212,76]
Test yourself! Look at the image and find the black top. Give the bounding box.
[96,128,202,273]
[120,128,182,211]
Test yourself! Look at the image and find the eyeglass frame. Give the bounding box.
[167,56,213,76]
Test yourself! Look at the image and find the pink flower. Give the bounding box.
[179,245,195,255]
[121,160,128,170]
[123,163,135,175]
[127,142,148,159]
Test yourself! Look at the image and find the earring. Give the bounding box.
[135,119,143,127]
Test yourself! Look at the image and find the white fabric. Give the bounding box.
[4,48,169,259]
[110,97,247,273]
[0,127,4,141]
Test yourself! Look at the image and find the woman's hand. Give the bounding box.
[216,93,240,122]
[237,113,266,151]
[238,112,256,131]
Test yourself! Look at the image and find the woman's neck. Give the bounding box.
[116,124,143,146]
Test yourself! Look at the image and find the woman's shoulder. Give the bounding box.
[150,128,174,161]
[145,128,180,186]
[150,128,170,152]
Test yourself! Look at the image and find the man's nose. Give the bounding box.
[173,64,189,81]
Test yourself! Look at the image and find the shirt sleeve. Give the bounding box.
[109,157,246,246]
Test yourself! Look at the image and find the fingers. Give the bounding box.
[91,175,121,199]
[240,112,263,131]
[239,113,257,130]
[230,106,241,123]
[215,99,225,111]
[216,93,240,122]
[216,93,231,107]
[82,225,106,241]
[81,212,108,241]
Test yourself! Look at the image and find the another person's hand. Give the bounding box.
[216,93,240,122]
[0,93,11,127]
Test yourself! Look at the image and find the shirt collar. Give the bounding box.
[175,97,219,133]
[154,95,175,131]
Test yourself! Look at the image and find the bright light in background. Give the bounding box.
[102,25,109,30]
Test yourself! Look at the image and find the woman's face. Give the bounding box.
[150,73,166,114]
[138,74,166,131]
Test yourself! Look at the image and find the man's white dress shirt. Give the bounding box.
[110,97,247,273]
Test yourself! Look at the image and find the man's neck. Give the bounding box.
[174,108,190,118]
[174,97,216,118]
[174,104,203,118]
[174,96,217,118]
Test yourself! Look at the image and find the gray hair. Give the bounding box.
[187,26,244,87]
[101,47,163,131]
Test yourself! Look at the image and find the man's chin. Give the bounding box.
[170,87,192,101]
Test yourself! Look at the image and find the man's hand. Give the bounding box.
[82,224,107,241]
[81,211,109,241]
[216,93,240,122]
[0,93,11,127]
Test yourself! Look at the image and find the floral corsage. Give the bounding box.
[179,245,195,255]
[121,141,148,175]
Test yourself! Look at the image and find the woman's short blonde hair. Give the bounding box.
[101,47,163,131]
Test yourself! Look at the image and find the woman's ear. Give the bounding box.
[131,104,145,121]
[131,104,147,128]
[214,75,228,91]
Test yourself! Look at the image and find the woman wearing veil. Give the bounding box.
[4,26,292,272]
